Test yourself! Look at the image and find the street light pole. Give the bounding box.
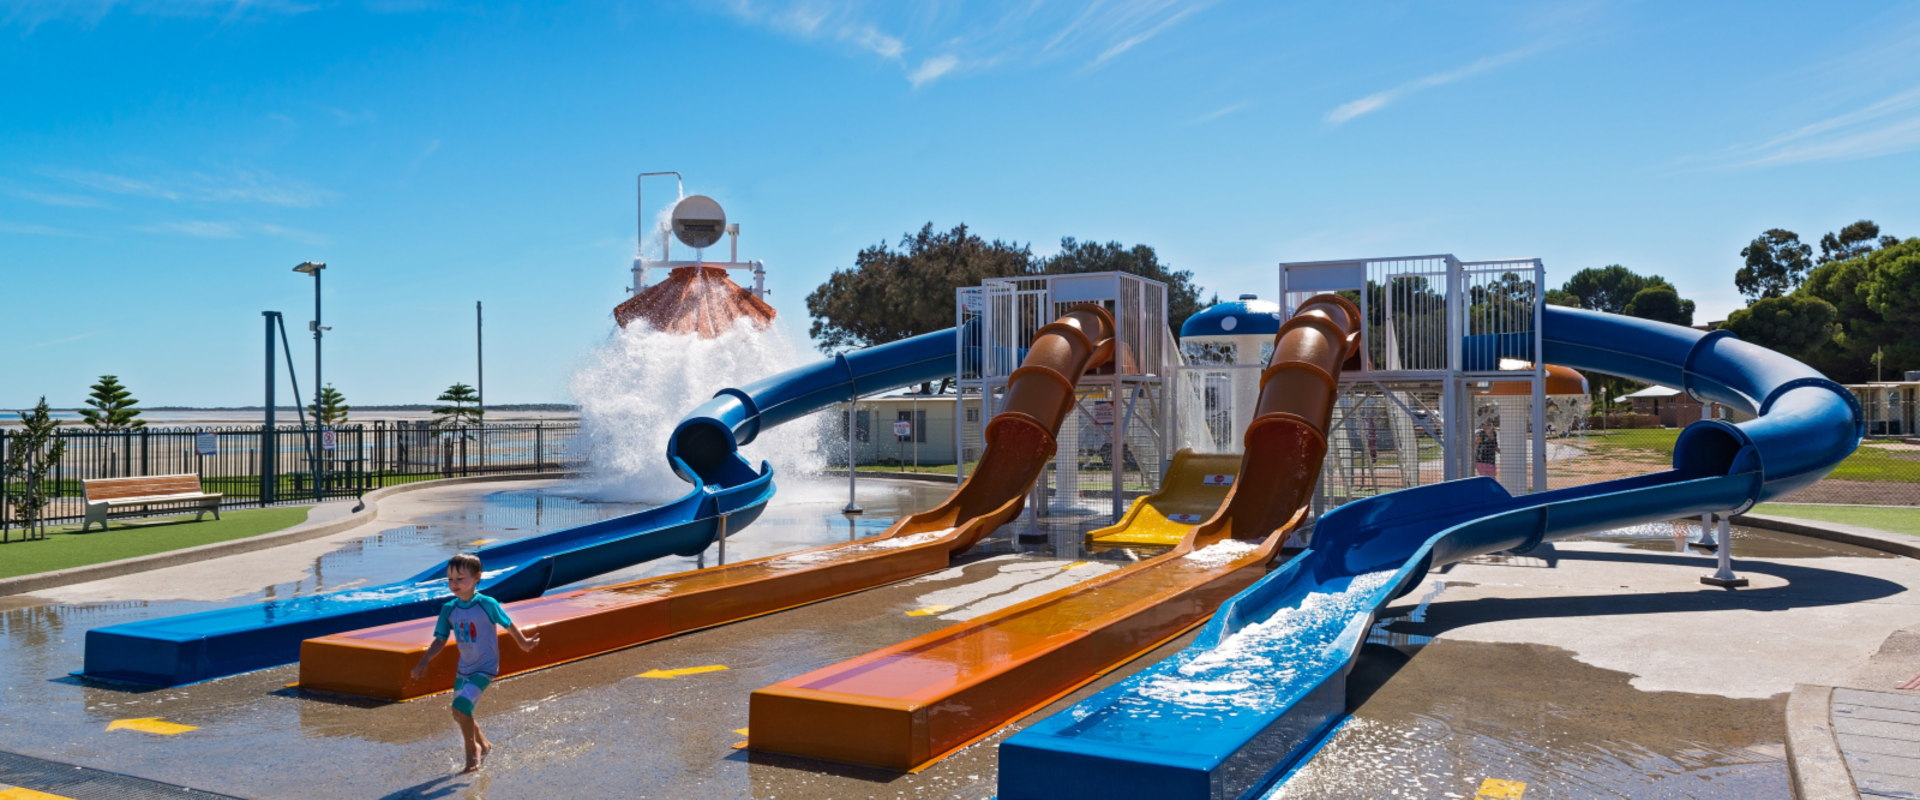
[294,262,327,501]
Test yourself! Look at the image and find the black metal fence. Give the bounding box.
[1,421,580,531]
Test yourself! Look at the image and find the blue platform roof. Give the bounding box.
[1179,294,1282,338]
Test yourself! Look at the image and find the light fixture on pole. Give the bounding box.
[293,261,328,501]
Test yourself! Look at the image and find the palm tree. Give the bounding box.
[433,383,484,429]
[79,375,145,431]
[311,384,351,426]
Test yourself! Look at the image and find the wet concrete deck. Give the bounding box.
[0,484,1916,798]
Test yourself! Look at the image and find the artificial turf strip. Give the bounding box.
[0,505,314,579]
[1752,503,1920,537]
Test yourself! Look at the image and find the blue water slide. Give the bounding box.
[81,326,962,687]
[998,306,1862,800]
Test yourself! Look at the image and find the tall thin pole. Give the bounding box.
[476,301,484,418]
[263,311,277,505]
[312,268,323,502]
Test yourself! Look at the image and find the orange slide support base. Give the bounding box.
[748,294,1366,772]
[297,306,1116,701]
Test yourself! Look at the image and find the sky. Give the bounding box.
[4,0,1919,409]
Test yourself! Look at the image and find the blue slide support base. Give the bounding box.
[82,326,962,687]
[1000,306,1861,800]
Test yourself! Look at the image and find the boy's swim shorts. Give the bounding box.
[451,673,493,715]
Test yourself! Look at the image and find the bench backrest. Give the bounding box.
[84,474,205,501]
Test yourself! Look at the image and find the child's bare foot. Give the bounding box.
[478,741,493,769]
[461,757,480,775]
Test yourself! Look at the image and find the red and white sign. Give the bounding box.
[1169,513,1204,523]
[321,429,337,452]
[1202,474,1234,486]
[893,421,913,438]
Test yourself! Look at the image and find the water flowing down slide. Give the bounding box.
[294,305,1116,701]
[997,305,1863,800]
[744,295,1366,772]
[82,327,960,687]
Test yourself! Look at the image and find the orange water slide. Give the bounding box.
[746,294,1364,771]
[296,306,1115,701]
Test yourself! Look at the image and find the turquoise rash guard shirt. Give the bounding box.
[434,594,515,678]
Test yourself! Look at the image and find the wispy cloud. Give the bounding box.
[6,188,106,207]
[136,219,329,244]
[712,0,1213,86]
[1190,101,1249,124]
[0,220,84,237]
[1722,85,1920,168]
[1327,43,1550,124]
[908,54,959,88]
[29,330,108,349]
[1091,4,1204,66]
[47,168,334,208]
[4,0,317,29]
[326,107,378,126]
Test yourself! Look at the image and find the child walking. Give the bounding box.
[411,552,540,773]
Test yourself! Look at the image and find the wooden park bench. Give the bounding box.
[81,474,223,532]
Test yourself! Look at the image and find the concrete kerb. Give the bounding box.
[824,470,959,485]
[1732,513,1920,560]
[1786,684,1861,800]
[0,472,577,598]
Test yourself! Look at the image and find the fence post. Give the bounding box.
[2,429,11,544]
[536,423,544,473]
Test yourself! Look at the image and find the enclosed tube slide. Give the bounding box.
[295,307,1115,701]
[997,306,1862,800]
[82,327,959,687]
[744,295,1364,772]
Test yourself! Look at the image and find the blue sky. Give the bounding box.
[4,0,1918,408]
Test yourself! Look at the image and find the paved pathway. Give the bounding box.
[1835,688,1920,799]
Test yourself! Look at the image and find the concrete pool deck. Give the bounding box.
[0,480,1915,798]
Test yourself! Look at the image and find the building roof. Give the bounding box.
[1620,385,1682,400]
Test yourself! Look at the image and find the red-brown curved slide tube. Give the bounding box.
[745,294,1363,772]
[295,306,1115,701]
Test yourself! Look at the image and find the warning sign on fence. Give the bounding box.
[893,421,913,438]
[194,432,217,456]
[1201,474,1234,486]
[321,429,337,452]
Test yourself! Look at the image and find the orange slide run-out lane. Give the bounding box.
[747,294,1365,772]
[298,305,1116,701]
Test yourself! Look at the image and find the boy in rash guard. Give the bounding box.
[410,552,540,773]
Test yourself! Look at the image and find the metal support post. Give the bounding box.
[1695,512,1719,549]
[716,511,729,565]
[844,398,863,514]
[1702,513,1748,587]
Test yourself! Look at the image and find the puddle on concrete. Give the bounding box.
[1569,521,1894,559]
[1270,640,1789,799]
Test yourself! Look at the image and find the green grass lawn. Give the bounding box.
[1575,430,1920,482]
[1751,503,1920,537]
[0,505,314,579]
[855,463,962,475]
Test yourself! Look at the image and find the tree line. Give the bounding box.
[805,223,1215,352]
[1720,220,1913,383]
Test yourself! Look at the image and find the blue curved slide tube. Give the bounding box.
[81,327,961,687]
[998,306,1862,800]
